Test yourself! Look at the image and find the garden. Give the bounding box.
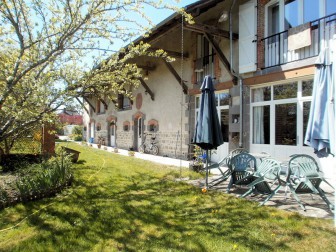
[0,142,335,251]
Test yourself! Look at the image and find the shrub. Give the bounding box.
[73,134,83,141]
[72,125,83,136]
[15,149,73,201]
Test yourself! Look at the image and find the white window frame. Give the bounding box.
[265,0,329,37]
[195,91,230,126]
[250,77,314,160]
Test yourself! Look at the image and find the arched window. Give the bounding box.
[147,119,159,132]
[96,123,101,131]
[123,121,130,131]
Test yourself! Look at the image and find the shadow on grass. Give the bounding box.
[1,144,335,251]
[6,170,332,252]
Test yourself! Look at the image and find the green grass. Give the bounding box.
[0,142,335,251]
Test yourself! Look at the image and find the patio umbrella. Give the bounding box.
[193,75,223,188]
[304,47,335,156]
[303,47,336,226]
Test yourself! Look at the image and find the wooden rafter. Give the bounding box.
[204,32,234,78]
[149,48,189,59]
[98,98,108,109]
[76,97,89,115]
[162,59,188,94]
[83,96,95,112]
[184,23,238,40]
[139,78,155,101]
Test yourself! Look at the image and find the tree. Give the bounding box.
[0,0,192,154]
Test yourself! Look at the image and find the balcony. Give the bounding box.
[262,13,336,69]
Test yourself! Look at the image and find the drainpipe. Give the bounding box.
[229,0,244,148]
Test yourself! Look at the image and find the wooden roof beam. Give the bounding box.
[76,97,89,115]
[204,32,234,79]
[139,78,155,101]
[184,23,238,40]
[149,48,189,59]
[98,98,108,110]
[83,96,95,112]
[162,59,188,94]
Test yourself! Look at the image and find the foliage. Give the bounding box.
[0,0,193,154]
[14,148,73,201]
[72,134,83,141]
[71,125,83,136]
[70,125,83,141]
[0,143,334,250]
[0,153,42,173]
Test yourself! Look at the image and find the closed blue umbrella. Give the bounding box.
[193,75,224,188]
[304,47,335,156]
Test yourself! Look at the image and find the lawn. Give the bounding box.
[0,142,335,251]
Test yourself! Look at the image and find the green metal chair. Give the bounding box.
[240,158,282,205]
[227,152,257,193]
[287,154,334,211]
[207,148,248,188]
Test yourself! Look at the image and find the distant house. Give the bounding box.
[58,109,83,125]
[58,109,83,136]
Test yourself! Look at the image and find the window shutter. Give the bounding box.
[239,0,257,74]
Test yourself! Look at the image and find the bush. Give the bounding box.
[73,134,83,141]
[0,154,43,172]
[72,125,83,136]
[15,149,73,201]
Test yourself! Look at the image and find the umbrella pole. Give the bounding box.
[205,150,209,188]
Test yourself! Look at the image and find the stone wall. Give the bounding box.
[117,131,133,150]
[152,132,189,159]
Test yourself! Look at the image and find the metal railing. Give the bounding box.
[261,13,336,69]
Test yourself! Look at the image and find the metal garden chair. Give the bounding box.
[240,158,282,205]
[287,154,334,211]
[227,152,257,193]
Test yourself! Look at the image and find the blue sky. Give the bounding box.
[96,0,198,59]
[147,0,198,25]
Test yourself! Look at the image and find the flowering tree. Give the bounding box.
[0,0,191,154]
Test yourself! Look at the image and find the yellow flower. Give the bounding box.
[271,233,276,237]
[233,244,238,250]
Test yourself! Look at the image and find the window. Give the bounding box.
[266,0,333,36]
[96,100,105,114]
[285,0,299,29]
[303,0,319,23]
[274,82,297,100]
[196,96,200,109]
[147,119,158,132]
[326,0,336,16]
[118,94,132,110]
[251,79,313,147]
[275,103,297,145]
[123,121,130,131]
[268,3,280,35]
[96,123,101,131]
[195,35,215,84]
[195,91,230,143]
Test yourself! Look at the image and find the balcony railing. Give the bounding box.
[262,13,336,69]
